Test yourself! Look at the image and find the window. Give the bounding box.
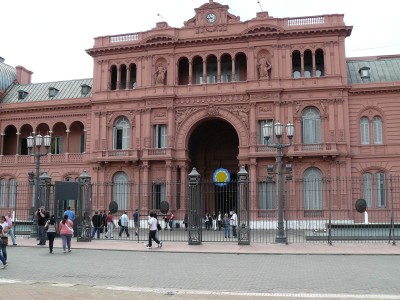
[376,172,386,208]
[51,136,63,154]
[154,124,167,148]
[113,117,130,150]
[360,116,383,145]
[373,116,383,144]
[302,168,323,210]
[18,90,28,100]
[48,87,59,97]
[292,51,301,78]
[302,107,321,144]
[81,84,91,95]
[259,181,276,209]
[362,173,372,208]
[0,179,6,208]
[113,172,129,210]
[152,183,166,209]
[359,67,370,79]
[360,117,370,145]
[258,120,274,144]
[9,179,16,208]
[304,50,313,78]
[315,49,324,77]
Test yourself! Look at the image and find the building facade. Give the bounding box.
[1,1,400,227]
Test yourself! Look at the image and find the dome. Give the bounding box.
[0,57,17,91]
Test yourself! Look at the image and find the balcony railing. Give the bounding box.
[291,143,338,154]
[0,154,87,164]
[96,150,139,162]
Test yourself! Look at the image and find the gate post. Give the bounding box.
[78,170,92,242]
[188,167,202,245]
[39,171,52,210]
[237,166,250,245]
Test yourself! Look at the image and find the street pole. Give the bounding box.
[263,121,294,244]
[27,133,51,238]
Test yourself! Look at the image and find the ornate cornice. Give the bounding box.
[176,94,248,106]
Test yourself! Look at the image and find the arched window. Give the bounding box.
[302,107,321,144]
[376,172,386,208]
[9,179,16,208]
[113,117,130,150]
[292,51,301,78]
[113,172,129,210]
[110,65,118,90]
[373,116,383,144]
[362,173,372,208]
[304,50,313,78]
[259,180,276,209]
[0,179,6,207]
[315,49,324,77]
[360,117,370,145]
[302,168,323,210]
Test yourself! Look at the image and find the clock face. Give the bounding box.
[206,13,217,24]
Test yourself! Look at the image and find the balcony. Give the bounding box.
[141,148,175,160]
[288,143,338,158]
[95,149,139,163]
[0,153,87,164]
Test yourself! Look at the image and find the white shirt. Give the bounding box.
[230,213,238,226]
[148,217,157,230]
[0,222,8,235]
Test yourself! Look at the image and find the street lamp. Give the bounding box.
[263,121,294,244]
[27,132,51,237]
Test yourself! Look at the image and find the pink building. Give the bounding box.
[1,1,399,238]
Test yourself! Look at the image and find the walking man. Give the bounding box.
[230,209,238,238]
[91,211,102,239]
[5,211,17,245]
[146,212,162,249]
[118,211,130,238]
[63,206,75,222]
[133,209,140,236]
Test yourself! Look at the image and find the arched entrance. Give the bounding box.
[188,118,239,225]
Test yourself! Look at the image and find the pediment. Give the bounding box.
[141,34,177,44]
[242,24,284,35]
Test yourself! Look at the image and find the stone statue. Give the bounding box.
[258,56,271,79]
[154,63,167,85]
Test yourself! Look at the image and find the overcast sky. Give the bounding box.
[2,0,399,83]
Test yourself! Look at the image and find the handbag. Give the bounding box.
[1,236,8,246]
[157,223,162,231]
[118,219,122,227]
[66,224,74,234]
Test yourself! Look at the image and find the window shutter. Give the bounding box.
[373,117,382,144]
[360,117,370,144]
[122,127,130,149]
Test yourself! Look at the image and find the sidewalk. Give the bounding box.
[14,236,400,255]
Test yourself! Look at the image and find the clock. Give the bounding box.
[206,12,217,24]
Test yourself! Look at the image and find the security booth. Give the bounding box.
[54,181,80,234]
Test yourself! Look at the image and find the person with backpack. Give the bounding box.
[45,215,58,254]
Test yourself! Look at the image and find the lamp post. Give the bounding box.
[27,132,51,237]
[263,121,294,244]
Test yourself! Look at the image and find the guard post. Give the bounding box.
[237,166,250,245]
[188,167,202,245]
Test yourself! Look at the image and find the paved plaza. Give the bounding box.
[0,237,399,299]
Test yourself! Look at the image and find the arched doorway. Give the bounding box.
[188,118,239,221]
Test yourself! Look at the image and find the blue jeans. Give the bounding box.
[61,234,72,251]
[92,227,101,239]
[8,228,16,245]
[224,226,230,238]
[38,225,47,244]
[232,225,237,237]
[0,239,7,261]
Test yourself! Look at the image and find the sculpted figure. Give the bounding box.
[154,64,167,85]
[258,56,271,79]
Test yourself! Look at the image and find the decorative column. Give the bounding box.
[231,58,236,82]
[116,66,121,90]
[217,58,221,83]
[16,132,21,155]
[188,61,193,85]
[237,166,250,245]
[202,59,207,84]
[166,161,172,209]
[142,162,149,211]
[65,129,70,154]
[180,164,188,212]
[0,133,4,155]
[167,106,175,148]
[188,167,201,245]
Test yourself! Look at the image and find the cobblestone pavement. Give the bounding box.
[0,238,399,299]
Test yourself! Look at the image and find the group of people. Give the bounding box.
[0,211,18,269]
[37,206,75,254]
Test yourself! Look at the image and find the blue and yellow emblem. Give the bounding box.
[213,168,231,187]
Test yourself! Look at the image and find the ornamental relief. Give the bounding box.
[249,93,280,101]
[146,99,173,107]
[176,94,248,106]
[175,107,202,129]
[258,105,273,113]
[153,112,167,119]
[223,105,250,129]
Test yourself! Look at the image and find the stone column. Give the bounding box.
[16,132,21,155]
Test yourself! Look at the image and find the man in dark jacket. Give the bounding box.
[91,211,102,239]
[37,206,49,246]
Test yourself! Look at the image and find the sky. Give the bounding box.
[2,0,400,83]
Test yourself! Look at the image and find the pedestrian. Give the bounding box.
[91,211,102,239]
[105,211,114,239]
[118,211,130,238]
[0,216,9,267]
[230,209,238,238]
[212,211,217,230]
[217,211,222,230]
[37,206,49,246]
[168,211,174,230]
[99,211,105,234]
[146,212,162,249]
[63,206,75,222]
[101,211,107,234]
[59,215,73,253]
[5,211,17,245]
[0,220,8,269]
[133,209,140,236]
[223,213,231,238]
[183,213,188,231]
[163,215,168,229]
[45,215,57,254]
[204,212,209,230]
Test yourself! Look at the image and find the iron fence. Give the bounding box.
[0,176,399,244]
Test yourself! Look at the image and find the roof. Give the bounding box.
[1,78,93,104]
[347,57,400,84]
[0,59,17,91]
